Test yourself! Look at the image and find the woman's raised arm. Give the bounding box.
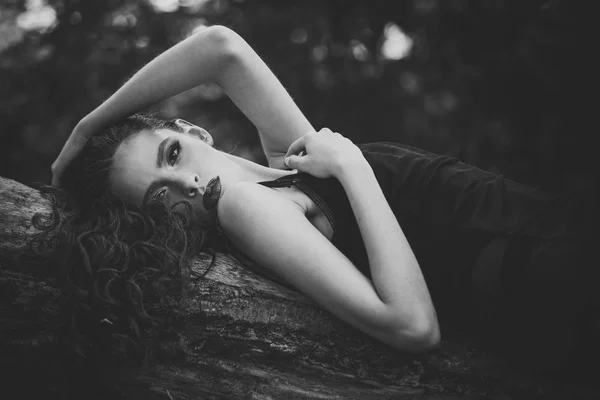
[52,25,313,185]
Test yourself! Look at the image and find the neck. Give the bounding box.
[222,152,296,182]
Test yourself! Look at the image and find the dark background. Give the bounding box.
[0,0,592,195]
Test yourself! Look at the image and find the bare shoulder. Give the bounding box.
[217,182,302,238]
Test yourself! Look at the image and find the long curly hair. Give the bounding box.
[31,114,216,364]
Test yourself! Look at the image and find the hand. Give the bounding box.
[284,128,366,179]
[51,122,92,187]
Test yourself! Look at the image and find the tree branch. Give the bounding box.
[0,176,596,399]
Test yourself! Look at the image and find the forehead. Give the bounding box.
[109,128,173,204]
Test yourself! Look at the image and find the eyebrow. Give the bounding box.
[142,137,169,205]
[156,137,168,168]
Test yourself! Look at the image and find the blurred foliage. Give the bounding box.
[0,0,591,193]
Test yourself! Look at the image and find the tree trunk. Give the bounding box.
[0,176,597,399]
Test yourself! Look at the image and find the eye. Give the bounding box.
[154,188,167,201]
[167,140,181,166]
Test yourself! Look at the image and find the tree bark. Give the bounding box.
[0,176,597,399]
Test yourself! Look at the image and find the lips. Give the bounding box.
[202,176,222,210]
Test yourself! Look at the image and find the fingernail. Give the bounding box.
[284,157,290,167]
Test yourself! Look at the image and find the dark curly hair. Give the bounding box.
[31,114,216,365]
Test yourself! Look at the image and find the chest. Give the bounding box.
[269,185,334,241]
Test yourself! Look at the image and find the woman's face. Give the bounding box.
[109,126,225,225]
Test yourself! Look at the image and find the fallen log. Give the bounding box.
[0,176,598,399]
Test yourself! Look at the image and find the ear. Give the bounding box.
[172,119,214,147]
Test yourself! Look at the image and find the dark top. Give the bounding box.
[215,142,589,320]
[215,141,598,368]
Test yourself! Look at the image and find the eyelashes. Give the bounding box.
[154,140,182,200]
[167,140,181,166]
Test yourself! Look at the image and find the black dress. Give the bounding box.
[217,142,596,371]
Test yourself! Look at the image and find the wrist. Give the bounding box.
[67,117,99,145]
[76,115,95,130]
[334,157,372,184]
[78,108,112,136]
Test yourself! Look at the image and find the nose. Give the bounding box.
[179,173,201,198]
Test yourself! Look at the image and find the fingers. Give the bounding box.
[51,153,69,187]
[50,155,70,188]
[285,128,338,157]
[285,135,309,158]
[50,133,89,187]
[318,127,340,137]
[283,128,343,170]
[284,154,305,170]
[51,162,64,187]
[51,175,61,188]
[285,128,332,157]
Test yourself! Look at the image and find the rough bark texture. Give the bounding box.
[0,176,598,399]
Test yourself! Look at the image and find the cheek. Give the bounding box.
[109,170,150,205]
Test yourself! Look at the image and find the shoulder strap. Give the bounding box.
[257,172,309,188]
[259,173,336,233]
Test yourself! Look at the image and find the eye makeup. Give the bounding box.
[149,139,182,201]
[167,140,182,166]
[155,188,167,200]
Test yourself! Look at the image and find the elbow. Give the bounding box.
[410,319,441,352]
[391,313,441,353]
[196,25,244,63]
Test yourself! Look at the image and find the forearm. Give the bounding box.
[336,162,438,336]
[81,25,313,167]
[81,26,237,130]
[217,33,314,164]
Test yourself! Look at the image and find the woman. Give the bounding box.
[47,26,594,371]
